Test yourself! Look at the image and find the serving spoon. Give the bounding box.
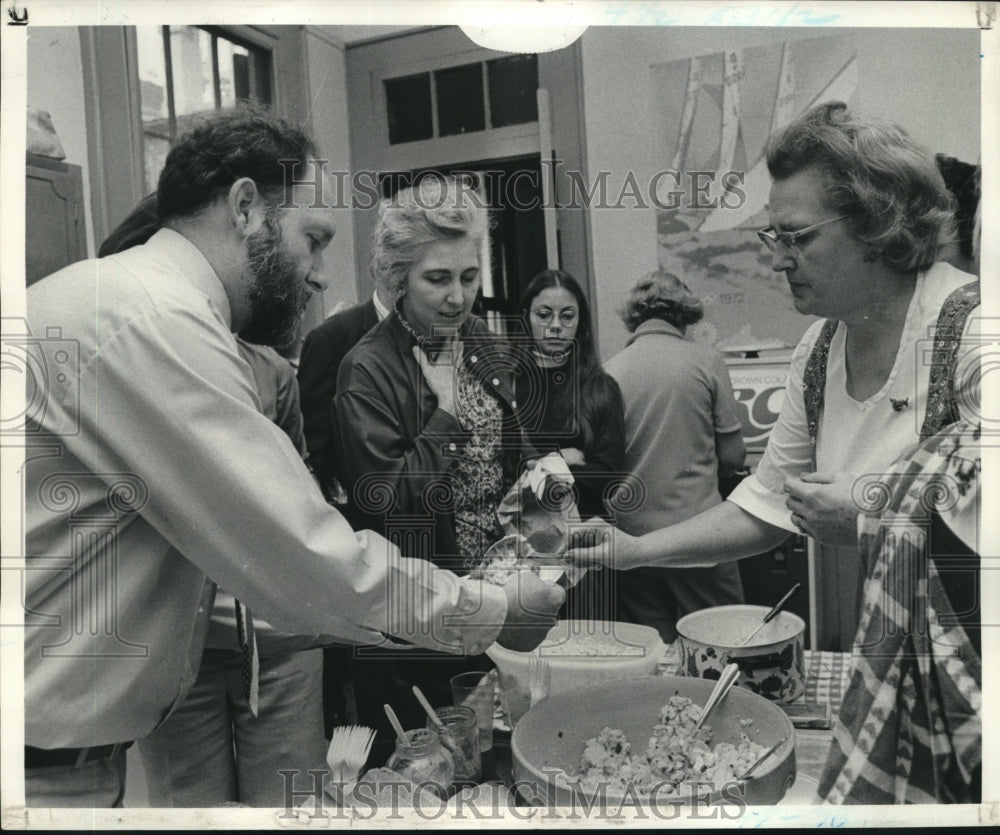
[693,662,741,730]
[739,738,787,779]
[739,583,802,646]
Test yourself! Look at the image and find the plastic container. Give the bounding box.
[489,620,665,722]
[676,605,806,703]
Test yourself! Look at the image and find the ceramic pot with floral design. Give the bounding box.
[676,605,806,704]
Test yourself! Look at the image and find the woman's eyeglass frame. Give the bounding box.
[530,308,579,327]
[757,215,848,252]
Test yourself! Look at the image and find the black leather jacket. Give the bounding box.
[334,313,537,572]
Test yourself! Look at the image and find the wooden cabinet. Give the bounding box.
[26,153,88,286]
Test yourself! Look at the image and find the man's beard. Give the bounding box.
[239,210,310,348]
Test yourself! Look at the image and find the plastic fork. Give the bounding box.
[527,655,550,708]
[694,662,740,730]
[326,724,376,787]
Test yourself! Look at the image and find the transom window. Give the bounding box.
[384,54,538,146]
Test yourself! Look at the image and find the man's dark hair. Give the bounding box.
[935,154,979,260]
[99,193,158,257]
[156,110,318,224]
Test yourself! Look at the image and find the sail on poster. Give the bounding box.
[652,36,858,351]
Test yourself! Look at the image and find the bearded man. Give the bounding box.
[88,189,331,807]
[20,113,564,807]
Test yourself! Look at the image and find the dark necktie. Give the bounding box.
[234,600,259,717]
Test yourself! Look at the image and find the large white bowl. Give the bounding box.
[489,620,665,699]
[511,675,796,807]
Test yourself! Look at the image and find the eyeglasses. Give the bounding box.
[757,215,847,252]
[530,308,578,327]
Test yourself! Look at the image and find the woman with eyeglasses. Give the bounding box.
[566,101,981,804]
[514,270,626,621]
[575,102,978,568]
[567,100,979,627]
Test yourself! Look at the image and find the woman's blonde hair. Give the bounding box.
[371,175,490,294]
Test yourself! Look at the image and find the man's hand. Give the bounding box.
[783,471,862,547]
[495,571,565,652]
[564,518,637,570]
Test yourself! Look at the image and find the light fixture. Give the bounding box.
[459,25,587,54]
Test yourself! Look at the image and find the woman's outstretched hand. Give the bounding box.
[413,334,463,418]
[564,517,638,570]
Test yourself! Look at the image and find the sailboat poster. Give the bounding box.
[652,35,858,352]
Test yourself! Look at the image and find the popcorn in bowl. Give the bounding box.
[468,534,537,585]
[573,696,767,799]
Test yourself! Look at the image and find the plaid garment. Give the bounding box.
[818,421,982,804]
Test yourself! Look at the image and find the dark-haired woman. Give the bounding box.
[604,270,746,643]
[514,270,626,621]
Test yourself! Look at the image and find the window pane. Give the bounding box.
[136,26,273,193]
[250,48,273,104]
[169,26,215,117]
[233,52,251,102]
[136,26,171,193]
[435,63,484,137]
[385,73,433,145]
[137,27,169,122]
[487,55,538,127]
[217,38,251,108]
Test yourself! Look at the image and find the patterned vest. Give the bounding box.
[802,281,980,466]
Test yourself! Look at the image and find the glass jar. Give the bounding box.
[386,728,454,799]
[428,706,482,787]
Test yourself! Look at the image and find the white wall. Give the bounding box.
[304,29,359,316]
[26,27,95,257]
[579,26,982,360]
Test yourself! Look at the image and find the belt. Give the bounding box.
[25,741,133,769]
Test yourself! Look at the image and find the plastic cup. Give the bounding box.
[450,671,495,764]
[495,667,532,729]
